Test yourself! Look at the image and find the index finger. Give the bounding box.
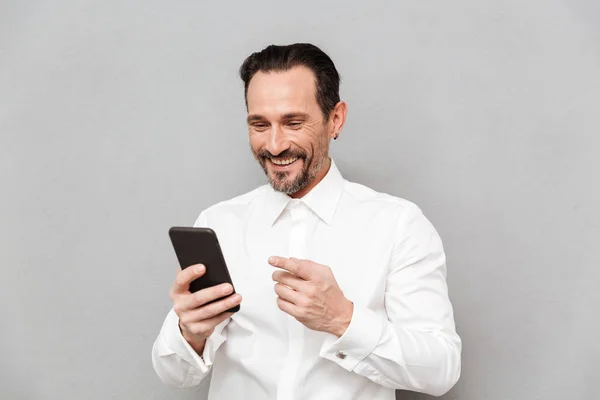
[268,257,311,280]
[171,264,205,294]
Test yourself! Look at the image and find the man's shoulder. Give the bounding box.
[343,180,436,237]
[343,180,421,215]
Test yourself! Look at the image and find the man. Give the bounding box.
[152,43,461,399]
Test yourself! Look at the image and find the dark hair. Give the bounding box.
[239,43,340,121]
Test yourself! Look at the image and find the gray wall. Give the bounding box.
[1,1,598,399]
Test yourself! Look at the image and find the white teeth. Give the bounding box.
[271,157,298,166]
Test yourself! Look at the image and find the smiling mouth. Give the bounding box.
[269,157,299,166]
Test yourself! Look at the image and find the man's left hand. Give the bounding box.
[268,256,354,337]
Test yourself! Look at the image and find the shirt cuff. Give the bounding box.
[161,309,227,373]
[319,305,384,372]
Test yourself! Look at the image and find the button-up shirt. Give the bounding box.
[152,160,461,399]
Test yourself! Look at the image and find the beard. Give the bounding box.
[252,138,329,195]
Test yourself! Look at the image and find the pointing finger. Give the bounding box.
[268,256,311,280]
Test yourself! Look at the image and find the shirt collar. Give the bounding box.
[263,158,345,226]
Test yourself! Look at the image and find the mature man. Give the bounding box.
[152,43,461,399]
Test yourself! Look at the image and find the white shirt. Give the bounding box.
[152,160,461,399]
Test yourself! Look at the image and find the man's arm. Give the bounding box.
[151,211,238,388]
[152,307,229,387]
[314,204,461,396]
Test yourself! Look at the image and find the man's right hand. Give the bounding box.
[170,264,242,355]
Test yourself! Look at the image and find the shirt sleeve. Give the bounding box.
[151,210,231,388]
[319,203,462,396]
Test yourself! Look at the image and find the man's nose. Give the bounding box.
[265,125,290,156]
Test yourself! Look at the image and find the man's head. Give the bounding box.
[240,43,347,197]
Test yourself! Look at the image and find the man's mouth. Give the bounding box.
[269,157,299,166]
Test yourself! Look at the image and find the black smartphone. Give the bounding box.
[168,226,240,313]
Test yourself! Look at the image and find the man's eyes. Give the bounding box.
[250,121,303,129]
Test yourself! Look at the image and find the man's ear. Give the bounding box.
[329,101,348,140]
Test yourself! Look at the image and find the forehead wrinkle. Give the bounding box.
[246,67,319,120]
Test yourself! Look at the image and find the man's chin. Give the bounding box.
[262,159,308,194]
[269,175,295,193]
[266,171,301,193]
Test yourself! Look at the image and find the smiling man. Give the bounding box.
[246,63,336,198]
[152,43,461,400]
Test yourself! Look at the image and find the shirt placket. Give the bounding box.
[277,200,309,400]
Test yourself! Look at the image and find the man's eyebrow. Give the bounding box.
[247,112,310,123]
[281,112,309,120]
[247,114,266,123]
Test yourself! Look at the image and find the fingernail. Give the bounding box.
[222,284,232,294]
[268,257,276,263]
[195,265,205,273]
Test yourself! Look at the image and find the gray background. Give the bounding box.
[1,1,598,399]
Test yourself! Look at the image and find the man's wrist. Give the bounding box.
[331,300,354,337]
[179,320,207,356]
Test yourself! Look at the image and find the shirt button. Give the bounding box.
[335,351,347,359]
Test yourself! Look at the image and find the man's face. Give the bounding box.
[246,66,332,195]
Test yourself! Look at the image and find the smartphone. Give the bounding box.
[168,226,240,313]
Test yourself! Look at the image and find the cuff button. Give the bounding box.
[335,351,347,359]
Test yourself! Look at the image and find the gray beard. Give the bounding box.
[268,169,310,195]
[264,155,327,195]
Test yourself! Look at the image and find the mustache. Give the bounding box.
[257,149,307,160]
